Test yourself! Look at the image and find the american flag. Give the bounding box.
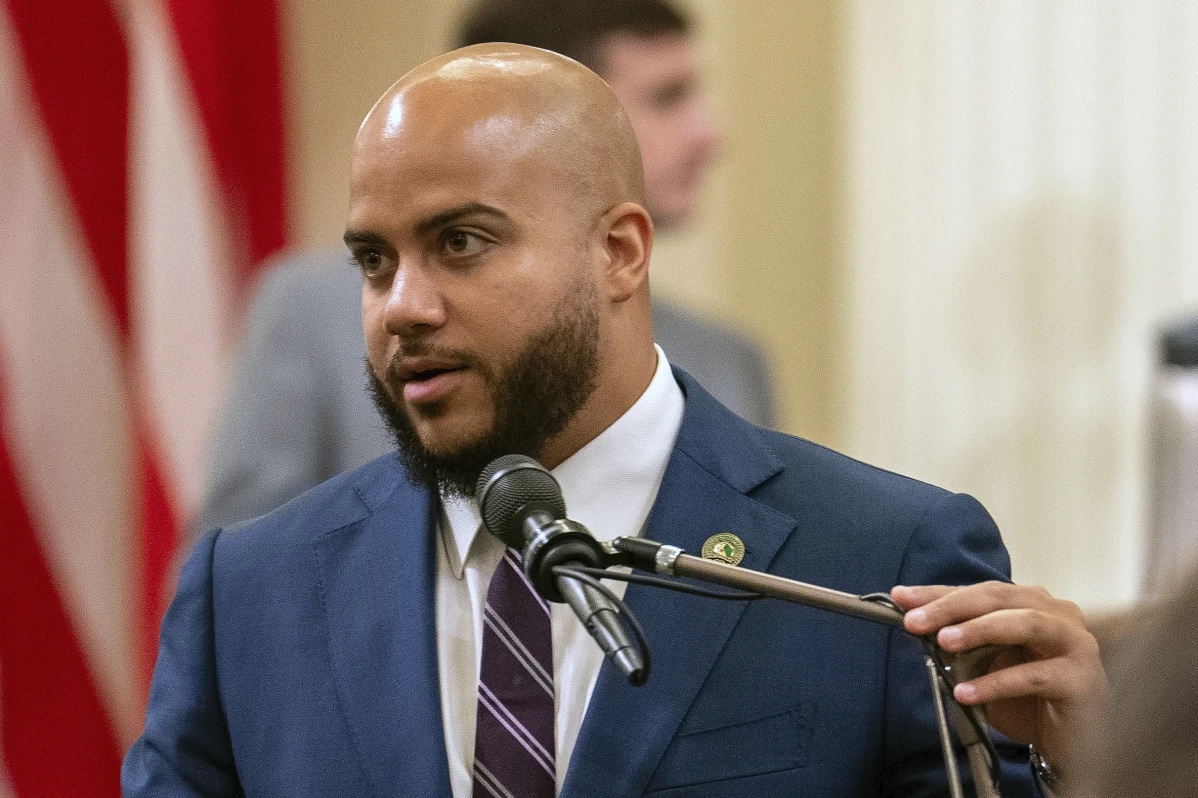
[0,0,286,792]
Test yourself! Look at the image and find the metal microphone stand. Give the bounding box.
[588,535,1004,798]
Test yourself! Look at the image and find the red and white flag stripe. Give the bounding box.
[0,0,286,793]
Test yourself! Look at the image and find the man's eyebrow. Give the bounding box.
[414,203,511,236]
[343,204,511,250]
[343,229,392,251]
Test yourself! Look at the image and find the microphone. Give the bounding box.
[476,455,646,685]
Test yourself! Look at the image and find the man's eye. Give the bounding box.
[353,250,389,275]
[650,81,689,111]
[441,230,488,257]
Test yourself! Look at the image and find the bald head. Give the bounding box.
[357,44,645,225]
[348,44,659,479]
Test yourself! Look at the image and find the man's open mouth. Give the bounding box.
[396,356,467,382]
[406,366,460,382]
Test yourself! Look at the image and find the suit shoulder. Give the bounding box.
[749,427,1007,589]
[673,376,960,522]
[752,427,965,521]
[209,454,414,560]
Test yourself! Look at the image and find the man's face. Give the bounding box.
[599,32,720,230]
[346,92,605,495]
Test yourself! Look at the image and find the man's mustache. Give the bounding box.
[379,344,485,383]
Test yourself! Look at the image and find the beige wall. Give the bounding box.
[723,2,844,446]
[840,3,1198,609]
[280,0,845,448]
[281,0,460,251]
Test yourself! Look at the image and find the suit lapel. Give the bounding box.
[312,467,452,798]
[561,372,797,798]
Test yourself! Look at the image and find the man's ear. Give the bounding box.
[599,202,653,302]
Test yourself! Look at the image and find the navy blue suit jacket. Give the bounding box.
[124,370,1035,796]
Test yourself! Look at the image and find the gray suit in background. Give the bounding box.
[197,251,775,530]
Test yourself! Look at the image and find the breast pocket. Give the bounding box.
[645,704,815,794]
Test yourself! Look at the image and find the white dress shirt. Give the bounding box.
[436,345,685,797]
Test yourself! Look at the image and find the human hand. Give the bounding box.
[891,581,1107,770]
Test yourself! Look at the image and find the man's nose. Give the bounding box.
[383,260,447,335]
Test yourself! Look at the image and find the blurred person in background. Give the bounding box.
[197,0,774,531]
[1142,315,1198,595]
[1070,565,1198,797]
[1077,317,1198,792]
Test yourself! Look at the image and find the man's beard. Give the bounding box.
[367,294,601,498]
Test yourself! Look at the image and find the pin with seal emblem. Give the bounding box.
[701,533,745,565]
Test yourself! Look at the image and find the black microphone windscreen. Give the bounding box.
[475,455,567,546]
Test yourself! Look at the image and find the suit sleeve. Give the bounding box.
[122,531,244,797]
[195,264,327,531]
[880,492,1040,797]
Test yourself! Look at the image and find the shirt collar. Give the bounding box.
[441,344,685,578]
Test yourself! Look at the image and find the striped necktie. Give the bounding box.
[473,549,556,798]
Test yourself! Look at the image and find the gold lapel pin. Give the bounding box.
[701,533,745,566]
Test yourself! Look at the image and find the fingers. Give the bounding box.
[890,584,953,611]
[892,581,1084,638]
[893,580,1102,695]
[952,655,1098,706]
[933,606,1093,659]
[891,581,1109,763]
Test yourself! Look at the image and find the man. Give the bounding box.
[197,0,771,531]
[126,45,1104,796]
